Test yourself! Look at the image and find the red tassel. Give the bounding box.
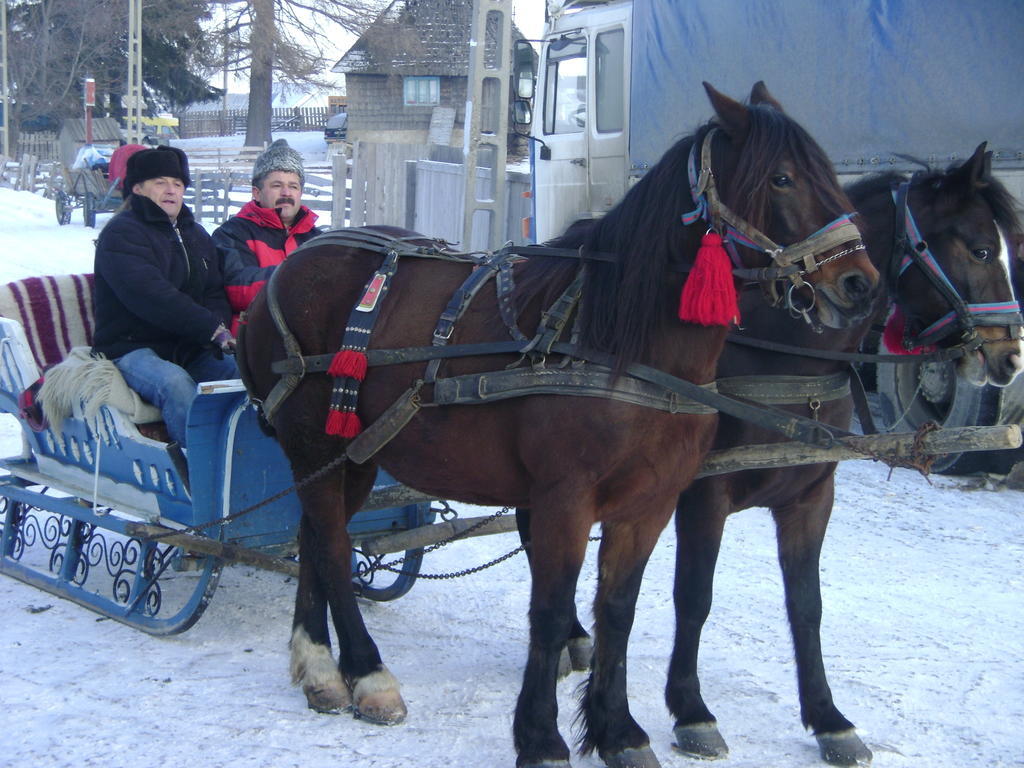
[882,308,933,355]
[678,232,740,326]
[325,409,362,438]
[328,349,368,380]
[325,409,346,435]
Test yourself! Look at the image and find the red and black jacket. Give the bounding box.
[212,200,322,331]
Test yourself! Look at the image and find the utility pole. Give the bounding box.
[461,0,513,251]
[1,0,9,157]
[126,0,144,143]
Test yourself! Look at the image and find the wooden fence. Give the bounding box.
[184,165,339,226]
[14,132,60,163]
[337,141,530,246]
[0,154,62,197]
[179,108,329,138]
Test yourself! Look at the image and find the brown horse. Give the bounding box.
[663,143,1023,766]
[519,137,1023,764]
[239,83,878,768]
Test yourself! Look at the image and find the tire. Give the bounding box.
[875,359,1022,475]
[55,191,73,226]
[83,191,96,229]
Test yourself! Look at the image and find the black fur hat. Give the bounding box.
[124,146,191,193]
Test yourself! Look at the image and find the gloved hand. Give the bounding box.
[211,323,236,356]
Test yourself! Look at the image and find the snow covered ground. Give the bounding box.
[1,180,1023,768]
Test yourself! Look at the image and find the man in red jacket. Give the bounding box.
[212,139,323,332]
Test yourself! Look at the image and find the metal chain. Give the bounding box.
[802,243,867,275]
[355,506,603,581]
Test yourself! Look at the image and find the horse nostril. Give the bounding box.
[841,272,873,302]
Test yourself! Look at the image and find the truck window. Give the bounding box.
[595,29,624,134]
[543,38,587,135]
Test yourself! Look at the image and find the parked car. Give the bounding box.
[325,112,348,143]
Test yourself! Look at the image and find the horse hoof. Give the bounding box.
[557,647,572,679]
[816,729,872,766]
[352,667,407,725]
[672,722,729,760]
[603,746,661,768]
[567,636,593,671]
[303,682,352,714]
[354,689,407,725]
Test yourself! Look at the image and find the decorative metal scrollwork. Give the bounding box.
[1,500,171,618]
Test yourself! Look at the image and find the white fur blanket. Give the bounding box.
[38,347,162,430]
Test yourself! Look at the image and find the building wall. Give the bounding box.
[347,74,467,147]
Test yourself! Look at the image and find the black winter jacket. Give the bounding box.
[92,194,231,365]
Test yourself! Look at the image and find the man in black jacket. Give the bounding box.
[92,146,238,450]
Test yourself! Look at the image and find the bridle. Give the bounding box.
[888,178,1023,351]
[681,127,867,326]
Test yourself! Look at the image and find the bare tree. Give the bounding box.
[211,0,384,147]
[6,0,121,140]
[7,0,220,142]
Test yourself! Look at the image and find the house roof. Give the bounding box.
[333,0,524,76]
[60,117,123,143]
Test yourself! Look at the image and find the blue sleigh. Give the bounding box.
[0,274,434,634]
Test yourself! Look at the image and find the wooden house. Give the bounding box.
[332,0,528,148]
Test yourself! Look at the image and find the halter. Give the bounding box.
[889,179,1023,350]
[681,127,866,311]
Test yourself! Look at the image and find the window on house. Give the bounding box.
[404,76,441,106]
[543,37,587,135]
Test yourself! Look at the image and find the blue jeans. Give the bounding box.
[114,347,239,447]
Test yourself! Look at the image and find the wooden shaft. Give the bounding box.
[124,522,299,577]
[129,424,1021,564]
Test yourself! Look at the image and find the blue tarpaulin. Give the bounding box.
[630,0,1024,172]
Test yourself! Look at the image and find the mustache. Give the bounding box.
[274,197,297,207]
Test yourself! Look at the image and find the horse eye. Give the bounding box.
[971,247,994,263]
[771,174,793,188]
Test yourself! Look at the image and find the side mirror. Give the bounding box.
[513,40,536,101]
[512,99,533,126]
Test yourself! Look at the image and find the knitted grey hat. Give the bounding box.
[252,139,305,187]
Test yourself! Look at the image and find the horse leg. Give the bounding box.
[291,457,407,725]
[665,486,730,760]
[580,518,669,768]
[772,478,871,766]
[513,508,589,768]
[516,506,593,677]
[291,514,351,714]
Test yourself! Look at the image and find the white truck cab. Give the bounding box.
[529,1,631,243]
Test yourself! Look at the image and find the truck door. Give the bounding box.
[533,5,631,243]
[534,36,589,243]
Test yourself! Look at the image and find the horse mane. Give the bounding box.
[846,164,1023,249]
[513,104,851,366]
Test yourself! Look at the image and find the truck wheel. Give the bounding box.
[875,359,1024,475]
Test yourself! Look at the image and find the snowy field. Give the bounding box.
[0,177,1023,768]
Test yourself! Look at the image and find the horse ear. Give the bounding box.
[704,82,750,142]
[749,81,784,112]
[956,142,991,190]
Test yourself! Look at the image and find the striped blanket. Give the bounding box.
[0,274,95,371]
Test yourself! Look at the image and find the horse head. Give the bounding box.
[887,143,1023,386]
[701,81,880,329]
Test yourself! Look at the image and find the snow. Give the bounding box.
[1,182,1023,768]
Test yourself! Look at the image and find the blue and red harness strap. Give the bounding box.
[891,182,1022,349]
[325,248,400,437]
